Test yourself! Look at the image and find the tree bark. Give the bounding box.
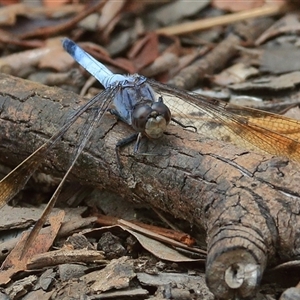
[1,73,300,299]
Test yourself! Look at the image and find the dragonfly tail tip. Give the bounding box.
[62,38,75,54]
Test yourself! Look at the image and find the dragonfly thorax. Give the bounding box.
[132,101,171,139]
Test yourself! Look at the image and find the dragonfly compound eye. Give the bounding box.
[151,102,171,125]
[132,102,171,139]
[132,104,153,132]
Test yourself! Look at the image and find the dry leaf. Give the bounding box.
[229,71,300,91]
[82,256,135,292]
[260,44,300,74]
[128,32,159,71]
[0,210,65,285]
[43,0,70,8]
[256,13,300,45]
[213,63,259,86]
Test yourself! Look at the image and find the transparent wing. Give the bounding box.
[0,87,116,209]
[148,79,300,162]
[20,86,118,257]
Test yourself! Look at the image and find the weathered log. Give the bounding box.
[1,73,300,299]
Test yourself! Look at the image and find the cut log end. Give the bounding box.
[206,248,265,299]
[206,226,268,299]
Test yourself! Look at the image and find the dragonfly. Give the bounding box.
[1,38,300,257]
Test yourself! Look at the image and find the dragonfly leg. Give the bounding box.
[115,133,139,173]
[158,95,197,132]
[171,117,197,132]
[134,133,170,158]
[133,133,143,153]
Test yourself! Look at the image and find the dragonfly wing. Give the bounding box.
[0,88,114,209]
[148,79,300,162]
[224,104,300,141]
[0,145,47,209]
[20,86,117,257]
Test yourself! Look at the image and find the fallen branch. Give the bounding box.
[1,74,300,299]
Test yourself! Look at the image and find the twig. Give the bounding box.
[156,4,288,36]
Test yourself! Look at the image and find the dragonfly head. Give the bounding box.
[132,102,171,139]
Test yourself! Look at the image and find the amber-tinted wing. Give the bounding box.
[149,79,300,162]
